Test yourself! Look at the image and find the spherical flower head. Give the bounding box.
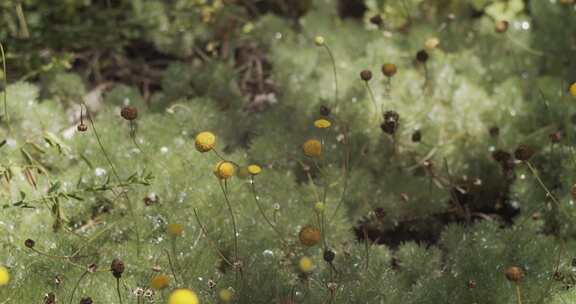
[314,36,325,46]
[120,105,138,121]
[247,164,262,175]
[299,257,315,273]
[299,225,321,247]
[303,139,322,158]
[570,82,576,97]
[150,274,170,290]
[218,289,234,302]
[425,37,440,49]
[167,223,184,237]
[195,132,216,153]
[314,202,325,213]
[168,289,199,304]
[382,63,397,78]
[214,161,235,179]
[314,119,331,129]
[504,266,524,283]
[0,266,9,286]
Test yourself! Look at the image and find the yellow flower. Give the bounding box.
[218,288,234,302]
[167,223,184,237]
[195,132,216,153]
[314,36,325,46]
[214,161,235,179]
[314,202,325,213]
[0,266,9,286]
[302,139,322,158]
[0,266,10,286]
[242,22,254,33]
[150,274,170,290]
[299,257,315,273]
[570,82,576,97]
[168,289,199,304]
[314,119,331,129]
[247,164,262,175]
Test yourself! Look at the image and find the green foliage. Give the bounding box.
[2,0,576,303]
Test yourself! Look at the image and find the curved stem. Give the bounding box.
[83,103,141,256]
[249,177,286,244]
[218,181,239,265]
[364,81,379,123]
[116,278,123,304]
[0,42,10,133]
[192,208,234,266]
[322,44,339,110]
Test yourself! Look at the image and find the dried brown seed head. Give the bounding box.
[382,63,397,77]
[24,239,35,248]
[360,70,373,81]
[111,258,125,279]
[505,266,524,283]
[120,106,138,121]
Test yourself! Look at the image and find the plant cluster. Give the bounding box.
[2,0,576,303]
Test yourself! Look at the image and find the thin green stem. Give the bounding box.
[0,42,8,131]
[249,177,286,244]
[193,208,234,266]
[83,103,141,256]
[69,271,88,304]
[364,81,379,123]
[526,161,561,206]
[322,44,339,110]
[218,181,240,266]
[515,284,523,304]
[116,278,123,304]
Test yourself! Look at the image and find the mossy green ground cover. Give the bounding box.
[2,0,576,303]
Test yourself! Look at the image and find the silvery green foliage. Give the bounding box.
[2,0,576,303]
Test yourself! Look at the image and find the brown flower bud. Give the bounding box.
[80,297,93,304]
[320,105,331,116]
[77,124,88,132]
[467,279,476,289]
[416,50,429,63]
[298,225,321,247]
[382,63,397,78]
[111,258,125,279]
[323,249,335,263]
[505,266,524,283]
[360,70,373,81]
[369,15,383,26]
[120,106,138,121]
[24,238,35,248]
[411,130,422,142]
[495,20,509,33]
[381,111,400,135]
[514,145,535,161]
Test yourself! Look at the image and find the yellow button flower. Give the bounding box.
[218,288,234,302]
[247,164,262,175]
[150,274,170,290]
[168,289,199,304]
[314,36,325,46]
[570,82,576,97]
[302,139,322,158]
[299,256,315,273]
[214,161,235,179]
[195,132,216,153]
[167,223,184,237]
[314,119,331,129]
[314,202,325,213]
[0,266,10,286]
